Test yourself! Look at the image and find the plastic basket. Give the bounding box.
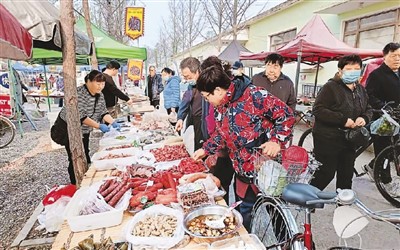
[254,150,318,197]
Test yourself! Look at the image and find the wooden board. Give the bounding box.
[51,166,249,249]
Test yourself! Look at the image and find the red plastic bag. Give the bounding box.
[42,184,77,206]
[281,146,308,173]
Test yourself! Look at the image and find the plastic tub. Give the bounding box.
[210,234,266,250]
[64,184,130,232]
[91,148,140,171]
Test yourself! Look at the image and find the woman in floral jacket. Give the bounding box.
[193,65,295,230]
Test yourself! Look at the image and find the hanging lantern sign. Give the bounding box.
[125,7,145,40]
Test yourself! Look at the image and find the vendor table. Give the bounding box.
[26,94,64,109]
[51,166,248,249]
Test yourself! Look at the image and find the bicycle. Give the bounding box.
[252,181,400,249]
[297,104,400,207]
[0,114,16,148]
[250,147,319,249]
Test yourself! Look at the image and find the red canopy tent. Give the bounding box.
[240,15,382,96]
[0,4,32,60]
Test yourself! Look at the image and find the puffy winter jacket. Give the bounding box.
[203,81,295,177]
[163,75,181,109]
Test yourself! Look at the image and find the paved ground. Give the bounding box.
[292,125,400,250]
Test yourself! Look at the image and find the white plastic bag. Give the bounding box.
[36,196,71,232]
[125,205,185,249]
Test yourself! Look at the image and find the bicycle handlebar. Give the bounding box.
[305,188,400,224]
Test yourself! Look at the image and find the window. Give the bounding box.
[343,8,400,50]
[270,29,297,51]
[302,84,322,98]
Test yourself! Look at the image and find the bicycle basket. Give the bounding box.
[254,148,319,197]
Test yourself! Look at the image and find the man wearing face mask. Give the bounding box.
[175,57,209,151]
[252,53,296,111]
[232,61,251,86]
[310,54,372,191]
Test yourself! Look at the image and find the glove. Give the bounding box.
[99,124,110,133]
[111,121,121,131]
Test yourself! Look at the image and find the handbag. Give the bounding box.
[344,126,370,148]
[50,115,69,146]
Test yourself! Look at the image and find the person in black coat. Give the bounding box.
[366,42,400,160]
[310,54,372,190]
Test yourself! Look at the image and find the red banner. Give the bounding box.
[0,94,12,117]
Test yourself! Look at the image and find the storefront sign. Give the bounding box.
[0,94,12,117]
[127,59,143,81]
[125,7,145,40]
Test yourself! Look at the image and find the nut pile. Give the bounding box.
[187,215,237,237]
[132,214,177,237]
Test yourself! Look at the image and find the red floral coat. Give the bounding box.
[203,82,295,178]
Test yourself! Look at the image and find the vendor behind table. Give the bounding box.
[50,70,121,184]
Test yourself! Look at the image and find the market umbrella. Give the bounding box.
[0,4,32,60]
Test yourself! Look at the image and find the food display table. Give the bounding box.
[51,167,248,249]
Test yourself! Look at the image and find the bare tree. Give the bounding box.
[201,0,230,52]
[224,0,258,40]
[82,0,98,69]
[60,0,87,187]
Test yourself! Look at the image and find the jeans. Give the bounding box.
[237,185,258,232]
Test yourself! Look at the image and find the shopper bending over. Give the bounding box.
[192,66,295,231]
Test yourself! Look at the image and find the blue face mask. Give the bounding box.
[186,80,196,86]
[341,70,361,84]
[162,76,170,82]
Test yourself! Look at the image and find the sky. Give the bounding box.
[134,0,285,48]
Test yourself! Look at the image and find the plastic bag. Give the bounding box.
[370,110,400,136]
[42,184,76,206]
[256,160,287,196]
[37,196,71,232]
[125,205,185,249]
[168,111,178,123]
[103,127,121,138]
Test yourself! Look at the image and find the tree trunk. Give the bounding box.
[82,0,98,69]
[233,0,238,40]
[60,0,88,187]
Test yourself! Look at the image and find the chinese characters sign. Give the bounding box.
[125,7,145,40]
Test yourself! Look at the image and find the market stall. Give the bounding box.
[49,111,264,250]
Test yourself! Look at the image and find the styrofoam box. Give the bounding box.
[92,148,140,171]
[64,184,130,232]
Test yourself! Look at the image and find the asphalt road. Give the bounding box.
[293,125,400,249]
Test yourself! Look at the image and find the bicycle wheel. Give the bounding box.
[251,196,302,250]
[373,144,400,207]
[298,128,313,153]
[0,116,16,148]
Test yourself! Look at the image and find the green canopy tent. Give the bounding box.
[30,17,147,65]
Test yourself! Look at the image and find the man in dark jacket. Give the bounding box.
[146,66,164,108]
[366,42,400,194]
[232,61,251,85]
[102,60,132,118]
[252,53,297,111]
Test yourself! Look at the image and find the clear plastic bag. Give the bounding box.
[125,205,185,249]
[256,160,288,196]
[37,196,71,232]
[370,110,400,136]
